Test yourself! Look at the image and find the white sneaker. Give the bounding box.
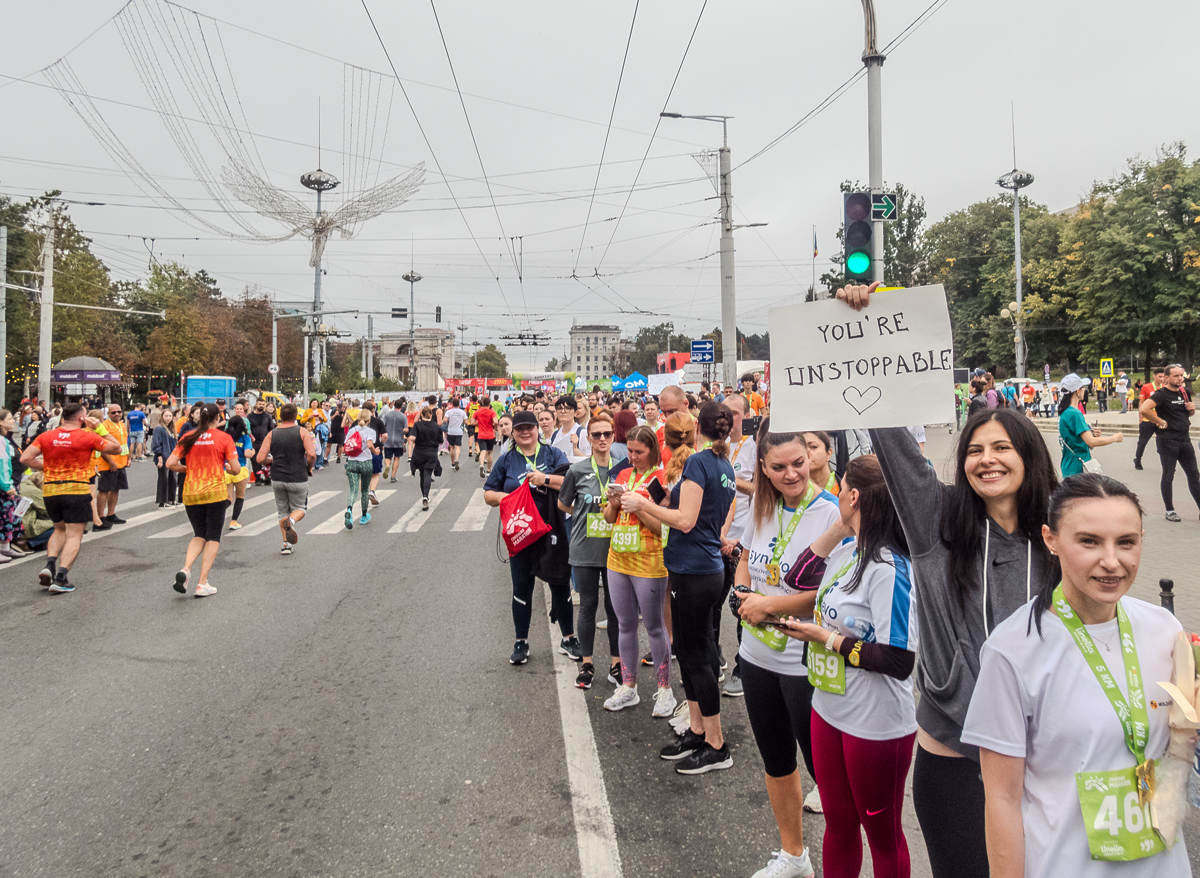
[194,583,218,598]
[603,684,640,712]
[752,847,814,878]
[803,786,823,814]
[652,687,677,718]
[597,618,608,629]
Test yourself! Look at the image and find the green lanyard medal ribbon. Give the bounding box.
[741,485,817,653]
[587,457,614,538]
[1055,584,1166,861]
[611,469,655,553]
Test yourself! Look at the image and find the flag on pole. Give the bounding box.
[812,227,818,258]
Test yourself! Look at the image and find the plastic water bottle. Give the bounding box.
[1189,739,1200,809]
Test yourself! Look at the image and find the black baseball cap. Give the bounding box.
[216,399,227,405]
[512,411,538,428]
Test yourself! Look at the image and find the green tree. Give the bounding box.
[627,323,692,374]
[474,343,509,378]
[1067,144,1200,374]
[545,356,561,371]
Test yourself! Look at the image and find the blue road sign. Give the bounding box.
[691,340,715,363]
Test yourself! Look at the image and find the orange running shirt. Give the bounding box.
[96,419,128,471]
[180,429,236,506]
[34,428,108,497]
[606,467,668,578]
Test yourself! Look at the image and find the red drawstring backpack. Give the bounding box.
[499,480,551,556]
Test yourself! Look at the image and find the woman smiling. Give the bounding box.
[963,475,1186,877]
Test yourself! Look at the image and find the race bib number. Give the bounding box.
[807,640,846,694]
[741,618,789,653]
[1075,767,1165,861]
[586,513,614,538]
[610,524,642,553]
[119,444,130,456]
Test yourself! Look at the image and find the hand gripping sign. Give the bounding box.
[769,285,955,432]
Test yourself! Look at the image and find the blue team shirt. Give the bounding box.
[663,449,736,575]
[127,410,146,433]
[484,442,570,494]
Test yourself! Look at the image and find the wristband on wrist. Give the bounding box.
[94,425,109,436]
[825,631,838,650]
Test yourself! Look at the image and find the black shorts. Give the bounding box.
[372,454,383,474]
[97,468,129,492]
[185,501,226,542]
[467,425,477,436]
[45,493,94,524]
[478,437,495,451]
[447,434,463,447]
[384,446,404,459]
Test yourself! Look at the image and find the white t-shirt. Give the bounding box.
[737,491,841,676]
[726,435,757,542]
[907,424,926,445]
[811,540,918,740]
[1116,378,1129,396]
[551,424,590,462]
[445,407,467,436]
[346,425,377,462]
[962,597,1188,878]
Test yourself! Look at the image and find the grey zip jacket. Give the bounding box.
[869,427,1053,760]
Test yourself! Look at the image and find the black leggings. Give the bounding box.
[185,501,226,542]
[669,569,725,717]
[509,547,573,641]
[739,657,816,779]
[574,565,619,660]
[154,456,177,505]
[1158,438,1200,512]
[1134,420,1156,464]
[912,747,989,878]
[713,551,743,673]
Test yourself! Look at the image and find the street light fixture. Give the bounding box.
[997,169,1034,378]
[660,112,742,388]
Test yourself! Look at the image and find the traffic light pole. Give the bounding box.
[862,0,886,284]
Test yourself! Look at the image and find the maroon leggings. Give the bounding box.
[811,710,916,878]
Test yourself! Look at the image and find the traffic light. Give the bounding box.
[392,307,408,319]
[435,306,442,322]
[843,191,873,281]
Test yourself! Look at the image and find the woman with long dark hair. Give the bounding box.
[731,424,841,878]
[777,456,917,878]
[838,281,1059,878]
[166,403,238,598]
[622,402,737,775]
[152,408,178,507]
[964,475,1187,877]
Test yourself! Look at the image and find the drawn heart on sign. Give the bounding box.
[842,386,882,415]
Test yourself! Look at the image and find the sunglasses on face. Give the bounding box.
[590,430,613,439]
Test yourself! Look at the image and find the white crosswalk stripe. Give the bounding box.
[388,488,450,533]
[451,488,492,532]
[148,493,274,539]
[309,489,396,534]
[229,490,339,537]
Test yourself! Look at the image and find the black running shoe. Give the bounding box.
[675,742,733,775]
[559,635,583,662]
[576,662,595,689]
[105,515,127,525]
[607,662,622,685]
[660,728,705,761]
[93,521,112,531]
[509,640,530,665]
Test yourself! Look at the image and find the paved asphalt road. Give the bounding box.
[2,429,1199,877]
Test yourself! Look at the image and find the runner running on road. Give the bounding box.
[222,412,256,530]
[257,403,316,553]
[382,399,407,482]
[475,399,497,478]
[408,406,441,510]
[20,403,119,592]
[444,397,467,471]
[1138,364,1200,522]
[364,402,388,505]
[342,410,377,528]
[166,403,239,598]
[964,474,1188,877]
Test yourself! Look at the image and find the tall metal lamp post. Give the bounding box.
[300,168,339,380]
[997,169,1034,378]
[402,270,421,389]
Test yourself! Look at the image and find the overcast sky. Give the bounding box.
[2,0,1197,370]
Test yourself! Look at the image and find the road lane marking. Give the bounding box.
[148,493,274,539]
[388,488,450,533]
[450,488,491,531]
[308,489,395,533]
[229,491,339,537]
[543,584,623,878]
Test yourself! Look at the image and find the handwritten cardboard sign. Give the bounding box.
[769,285,955,431]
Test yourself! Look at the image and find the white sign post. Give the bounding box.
[768,285,955,432]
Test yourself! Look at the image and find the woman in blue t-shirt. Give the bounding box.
[619,401,736,776]
[1056,373,1122,477]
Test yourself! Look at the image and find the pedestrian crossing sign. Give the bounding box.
[1100,358,1113,378]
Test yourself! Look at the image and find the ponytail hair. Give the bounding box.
[177,403,219,456]
[841,455,908,593]
[663,412,695,484]
[696,401,732,458]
